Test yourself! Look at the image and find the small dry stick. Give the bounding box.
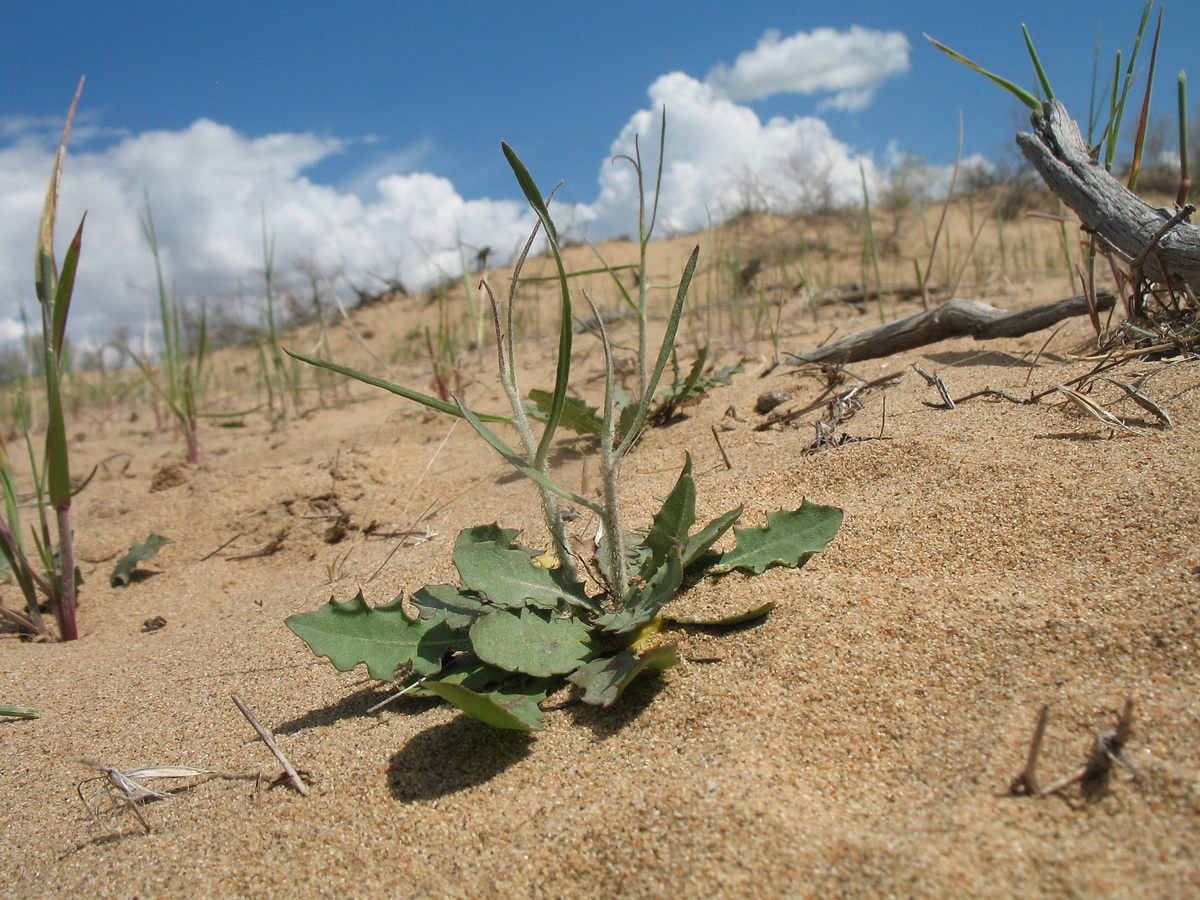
[366,674,430,714]
[230,692,309,797]
[1010,704,1050,796]
[227,529,288,561]
[710,425,733,470]
[1038,698,1138,801]
[912,364,955,409]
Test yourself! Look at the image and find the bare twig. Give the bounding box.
[710,425,733,470]
[912,364,956,409]
[230,692,310,797]
[1010,704,1050,796]
[227,529,288,561]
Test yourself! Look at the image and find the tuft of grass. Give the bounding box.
[0,79,87,641]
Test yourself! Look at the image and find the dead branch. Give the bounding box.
[787,292,1114,365]
[1016,100,1200,293]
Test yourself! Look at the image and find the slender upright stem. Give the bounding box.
[584,290,629,597]
[55,506,77,640]
[485,280,580,584]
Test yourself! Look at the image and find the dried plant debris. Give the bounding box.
[77,760,214,834]
[1009,699,1140,806]
[1054,386,1140,435]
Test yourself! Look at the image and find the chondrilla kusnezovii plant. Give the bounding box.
[285,124,843,731]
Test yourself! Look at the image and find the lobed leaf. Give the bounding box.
[567,645,680,708]
[527,389,603,437]
[470,608,600,677]
[704,500,843,576]
[286,592,466,681]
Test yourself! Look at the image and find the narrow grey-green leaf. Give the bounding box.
[598,548,684,635]
[0,705,41,719]
[682,506,743,570]
[110,533,173,587]
[705,501,843,576]
[662,601,776,626]
[567,645,679,707]
[470,608,600,677]
[423,679,547,731]
[641,454,696,572]
[284,348,509,422]
[286,592,466,681]
[454,397,603,515]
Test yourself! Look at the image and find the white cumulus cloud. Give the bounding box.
[0,25,914,347]
[707,26,910,110]
[585,71,878,239]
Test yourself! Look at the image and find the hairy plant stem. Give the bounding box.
[484,281,580,585]
[584,290,630,597]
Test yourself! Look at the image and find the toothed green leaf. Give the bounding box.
[526,389,604,437]
[286,592,466,681]
[598,548,684,635]
[410,583,488,631]
[682,506,743,570]
[641,454,696,572]
[704,501,843,576]
[453,526,596,612]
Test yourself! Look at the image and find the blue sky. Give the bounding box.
[0,1,1193,345]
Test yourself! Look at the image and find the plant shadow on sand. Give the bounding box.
[274,683,441,736]
[565,669,669,740]
[387,716,535,801]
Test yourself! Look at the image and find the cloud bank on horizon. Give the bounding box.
[0,25,915,346]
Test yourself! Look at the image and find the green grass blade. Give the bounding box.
[1021,25,1054,101]
[43,223,84,511]
[1126,6,1163,190]
[926,36,1041,111]
[500,142,573,469]
[35,77,83,306]
[283,348,508,423]
[50,217,84,362]
[615,245,700,459]
[1177,73,1190,206]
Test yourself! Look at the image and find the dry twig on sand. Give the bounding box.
[787,293,1116,365]
[231,692,310,796]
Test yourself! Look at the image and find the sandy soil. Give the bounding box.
[2,216,1199,898]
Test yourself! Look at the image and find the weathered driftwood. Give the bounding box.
[787,290,1115,365]
[1016,99,1200,293]
[814,282,949,307]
